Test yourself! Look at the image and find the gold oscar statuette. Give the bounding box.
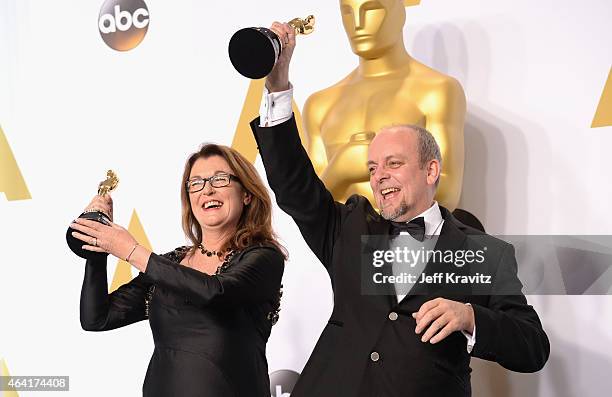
[229,15,315,79]
[66,170,119,259]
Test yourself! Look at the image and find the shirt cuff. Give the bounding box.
[259,83,294,127]
[461,303,476,354]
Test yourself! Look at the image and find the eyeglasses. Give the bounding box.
[185,173,240,193]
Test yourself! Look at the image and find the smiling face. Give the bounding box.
[339,0,405,59]
[368,128,439,222]
[188,155,250,235]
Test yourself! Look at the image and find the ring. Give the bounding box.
[93,237,97,247]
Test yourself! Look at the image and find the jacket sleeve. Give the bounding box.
[470,244,550,372]
[250,115,345,270]
[80,256,150,331]
[144,246,284,307]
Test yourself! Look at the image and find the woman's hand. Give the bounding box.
[70,218,136,261]
[84,195,113,221]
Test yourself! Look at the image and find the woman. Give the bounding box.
[71,144,286,397]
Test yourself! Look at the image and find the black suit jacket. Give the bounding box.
[251,116,549,397]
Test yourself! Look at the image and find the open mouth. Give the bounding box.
[203,200,223,210]
[380,187,401,200]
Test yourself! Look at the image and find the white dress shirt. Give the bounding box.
[391,201,445,302]
[258,85,476,353]
[259,85,294,127]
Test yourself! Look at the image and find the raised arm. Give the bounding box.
[247,22,348,270]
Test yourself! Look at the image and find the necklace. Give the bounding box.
[198,243,224,258]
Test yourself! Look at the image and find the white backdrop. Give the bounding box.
[1,0,611,396]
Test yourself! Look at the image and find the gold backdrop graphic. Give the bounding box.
[0,358,19,397]
[109,210,153,292]
[0,125,30,201]
[231,78,307,162]
[592,66,612,128]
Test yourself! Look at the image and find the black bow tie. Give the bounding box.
[390,217,426,242]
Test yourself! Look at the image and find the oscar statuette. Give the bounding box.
[228,15,315,79]
[66,170,118,259]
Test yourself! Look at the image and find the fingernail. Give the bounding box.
[421,336,427,342]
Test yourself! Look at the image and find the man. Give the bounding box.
[250,23,549,397]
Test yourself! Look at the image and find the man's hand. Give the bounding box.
[413,297,475,344]
[266,22,296,92]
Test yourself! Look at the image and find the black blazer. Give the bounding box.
[251,116,549,397]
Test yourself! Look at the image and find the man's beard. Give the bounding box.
[380,199,410,221]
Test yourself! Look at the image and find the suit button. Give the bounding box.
[388,312,398,321]
[370,351,380,362]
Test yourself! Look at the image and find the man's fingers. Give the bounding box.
[270,22,294,47]
[420,314,450,343]
[414,297,442,321]
[414,298,442,321]
[429,322,457,344]
[270,22,285,40]
[414,306,443,334]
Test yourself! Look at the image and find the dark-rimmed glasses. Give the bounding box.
[186,173,240,193]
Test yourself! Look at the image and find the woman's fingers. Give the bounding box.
[71,230,96,245]
[71,221,94,236]
[82,245,106,253]
[75,217,105,230]
[71,219,96,234]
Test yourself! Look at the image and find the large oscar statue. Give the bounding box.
[66,170,118,259]
[303,0,466,211]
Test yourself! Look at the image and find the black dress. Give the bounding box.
[79,243,284,397]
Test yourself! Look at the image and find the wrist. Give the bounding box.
[464,303,475,333]
[266,77,289,92]
[125,242,139,262]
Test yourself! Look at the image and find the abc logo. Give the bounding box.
[98,0,150,51]
[269,370,300,397]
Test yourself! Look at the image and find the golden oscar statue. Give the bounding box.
[303,0,466,211]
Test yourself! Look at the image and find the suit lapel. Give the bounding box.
[366,214,398,307]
